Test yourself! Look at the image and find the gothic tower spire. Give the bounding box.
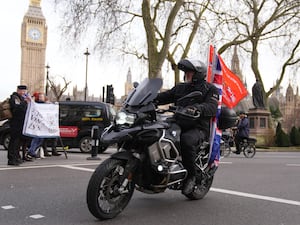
[125,68,133,96]
[231,45,243,80]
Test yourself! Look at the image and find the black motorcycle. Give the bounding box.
[86,78,236,220]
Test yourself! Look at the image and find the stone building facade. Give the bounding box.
[279,84,300,132]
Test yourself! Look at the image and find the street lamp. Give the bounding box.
[84,48,90,101]
[45,64,50,96]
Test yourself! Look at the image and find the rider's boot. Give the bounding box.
[182,176,196,195]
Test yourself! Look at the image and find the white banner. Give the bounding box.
[23,101,60,138]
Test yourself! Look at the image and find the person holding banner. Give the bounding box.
[27,92,48,158]
[155,58,219,195]
[42,138,61,156]
[7,85,31,166]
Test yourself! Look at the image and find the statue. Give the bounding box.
[252,79,265,109]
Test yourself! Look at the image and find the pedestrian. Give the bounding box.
[234,111,249,154]
[40,95,61,157]
[42,138,61,156]
[154,58,219,195]
[27,92,47,158]
[7,85,31,166]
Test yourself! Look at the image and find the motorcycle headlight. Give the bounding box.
[115,111,136,125]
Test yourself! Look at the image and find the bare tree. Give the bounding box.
[53,0,212,81]
[53,0,299,102]
[212,0,300,104]
[48,75,72,101]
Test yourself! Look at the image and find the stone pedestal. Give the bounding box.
[247,108,274,147]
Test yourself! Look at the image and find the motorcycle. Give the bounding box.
[86,78,236,220]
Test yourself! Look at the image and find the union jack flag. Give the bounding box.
[206,45,247,167]
[207,45,223,166]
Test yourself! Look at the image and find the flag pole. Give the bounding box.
[207,45,217,165]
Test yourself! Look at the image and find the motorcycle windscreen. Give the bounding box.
[125,78,162,106]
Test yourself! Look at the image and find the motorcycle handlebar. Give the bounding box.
[155,105,177,114]
[156,106,200,119]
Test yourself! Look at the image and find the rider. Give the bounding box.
[234,111,249,154]
[154,58,219,195]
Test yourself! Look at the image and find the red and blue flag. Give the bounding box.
[207,45,248,166]
[207,45,223,166]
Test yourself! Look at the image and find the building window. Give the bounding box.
[260,118,266,128]
[250,118,255,129]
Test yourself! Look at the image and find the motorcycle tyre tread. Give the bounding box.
[183,175,214,200]
[86,158,135,220]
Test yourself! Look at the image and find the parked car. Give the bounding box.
[0,101,116,153]
[0,119,10,150]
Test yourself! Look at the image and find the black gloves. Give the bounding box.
[183,106,200,117]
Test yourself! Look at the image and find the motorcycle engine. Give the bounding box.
[148,141,187,186]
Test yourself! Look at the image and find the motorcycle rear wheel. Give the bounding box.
[86,158,135,220]
[184,173,214,200]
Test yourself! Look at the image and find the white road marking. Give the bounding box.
[1,205,15,210]
[286,164,300,167]
[211,187,300,206]
[0,162,100,171]
[1,162,300,207]
[29,214,45,219]
[58,165,95,172]
[219,161,232,164]
[60,164,300,207]
[0,164,59,171]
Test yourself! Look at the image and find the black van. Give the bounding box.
[0,101,115,153]
[58,101,115,152]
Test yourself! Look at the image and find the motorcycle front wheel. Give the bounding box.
[86,158,135,220]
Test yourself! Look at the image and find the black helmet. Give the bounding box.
[177,59,207,83]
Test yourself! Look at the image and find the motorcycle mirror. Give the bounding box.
[133,82,139,88]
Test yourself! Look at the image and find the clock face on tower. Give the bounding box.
[27,27,43,42]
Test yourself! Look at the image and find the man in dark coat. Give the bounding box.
[7,85,30,166]
[155,58,219,195]
[234,111,249,154]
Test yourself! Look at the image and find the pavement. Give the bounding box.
[256,146,300,152]
[0,146,116,168]
[1,145,299,168]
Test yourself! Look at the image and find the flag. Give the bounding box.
[219,56,248,109]
[207,45,223,166]
[206,45,248,167]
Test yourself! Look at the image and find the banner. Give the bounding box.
[23,102,60,138]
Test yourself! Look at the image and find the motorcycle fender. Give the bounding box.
[101,131,131,144]
[110,151,134,161]
[101,126,142,144]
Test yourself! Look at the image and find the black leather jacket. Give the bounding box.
[9,92,28,134]
[155,80,219,136]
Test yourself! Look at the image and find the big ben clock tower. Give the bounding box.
[20,0,47,93]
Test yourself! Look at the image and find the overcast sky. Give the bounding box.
[0,0,137,101]
[0,1,298,101]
